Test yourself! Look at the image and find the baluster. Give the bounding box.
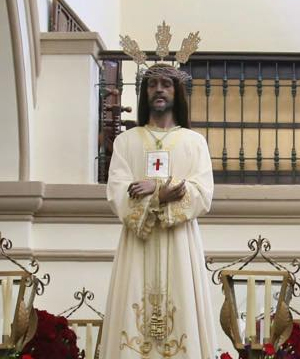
[222,61,228,177]
[205,61,211,143]
[85,323,93,359]
[239,62,245,181]
[98,73,107,183]
[274,63,280,180]
[135,64,141,112]
[256,62,263,182]
[118,65,124,96]
[291,63,297,182]
[66,18,70,32]
[98,61,122,183]
[186,62,193,124]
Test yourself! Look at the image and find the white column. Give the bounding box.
[245,276,256,339]
[264,277,272,341]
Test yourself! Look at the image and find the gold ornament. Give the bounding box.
[120,297,187,358]
[176,31,201,64]
[119,35,147,65]
[150,305,166,341]
[144,125,181,150]
[119,21,201,76]
[155,21,172,60]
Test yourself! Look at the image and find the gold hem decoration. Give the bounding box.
[120,331,152,359]
[120,297,187,358]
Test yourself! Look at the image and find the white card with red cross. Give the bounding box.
[146,150,170,178]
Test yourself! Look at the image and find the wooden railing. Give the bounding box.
[51,0,89,32]
[98,51,300,184]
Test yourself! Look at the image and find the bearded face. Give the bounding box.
[147,76,175,114]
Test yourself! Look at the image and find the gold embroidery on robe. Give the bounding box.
[120,296,187,358]
[158,179,191,228]
[124,180,160,240]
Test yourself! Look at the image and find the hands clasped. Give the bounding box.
[128,176,186,204]
[158,177,186,204]
[127,180,157,199]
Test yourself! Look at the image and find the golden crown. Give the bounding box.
[120,21,201,67]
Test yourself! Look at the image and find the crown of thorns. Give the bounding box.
[119,21,201,82]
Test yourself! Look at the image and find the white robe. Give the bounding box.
[101,126,217,359]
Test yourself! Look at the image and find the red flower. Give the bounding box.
[221,352,233,359]
[263,343,276,356]
[281,322,300,359]
[21,309,82,359]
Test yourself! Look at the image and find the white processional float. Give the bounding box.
[58,287,105,359]
[206,235,300,359]
[0,231,50,355]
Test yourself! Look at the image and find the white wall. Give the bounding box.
[65,0,120,49]
[17,0,36,179]
[37,0,300,51]
[36,0,120,48]
[33,54,99,184]
[32,223,121,250]
[36,0,51,32]
[0,221,32,248]
[121,0,300,52]
[0,0,20,180]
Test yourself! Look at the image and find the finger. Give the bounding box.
[170,190,185,202]
[134,187,145,195]
[178,183,186,192]
[129,188,137,197]
[180,186,186,196]
[129,187,137,197]
[129,187,141,197]
[169,182,184,193]
[172,180,185,190]
[165,176,172,187]
[177,192,186,200]
[170,183,185,195]
[130,189,140,199]
[129,183,140,192]
[128,187,133,196]
[128,182,139,191]
[172,185,186,198]
[174,189,186,199]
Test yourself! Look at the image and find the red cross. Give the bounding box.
[153,159,163,171]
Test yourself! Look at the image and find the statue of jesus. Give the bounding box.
[100,63,218,359]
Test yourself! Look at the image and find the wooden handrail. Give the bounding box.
[51,0,89,32]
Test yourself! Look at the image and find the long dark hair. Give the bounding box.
[137,64,190,129]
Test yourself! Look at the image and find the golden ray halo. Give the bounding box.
[120,21,201,74]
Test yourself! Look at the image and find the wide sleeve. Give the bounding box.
[106,133,160,240]
[158,134,214,228]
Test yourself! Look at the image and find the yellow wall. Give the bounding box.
[121,0,300,52]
